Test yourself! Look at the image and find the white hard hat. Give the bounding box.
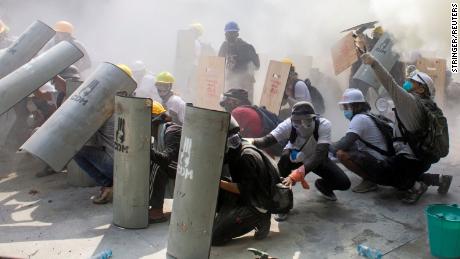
[410,71,435,96]
[131,60,146,72]
[339,88,366,104]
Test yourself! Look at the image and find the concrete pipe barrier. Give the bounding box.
[167,105,229,259]
[113,94,152,229]
[20,62,137,171]
[0,41,83,115]
[0,20,55,79]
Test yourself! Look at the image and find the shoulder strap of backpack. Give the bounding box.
[359,114,395,157]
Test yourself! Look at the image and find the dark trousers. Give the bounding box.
[149,163,170,209]
[212,191,270,246]
[278,150,351,192]
[374,154,434,190]
[73,146,113,187]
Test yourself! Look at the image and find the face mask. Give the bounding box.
[403,80,413,92]
[343,110,353,121]
[293,119,314,138]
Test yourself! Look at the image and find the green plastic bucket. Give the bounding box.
[426,204,460,258]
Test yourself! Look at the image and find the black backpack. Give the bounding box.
[395,98,449,163]
[357,113,396,157]
[241,144,293,214]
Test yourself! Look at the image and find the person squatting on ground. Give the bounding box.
[331,88,394,193]
[251,102,351,221]
[212,117,276,246]
[357,53,453,203]
[148,102,182,223]
[73,116,115,204]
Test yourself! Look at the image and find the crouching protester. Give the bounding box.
[251,102,351,221]
[73,117,114,204]
[360,53,453,203]
[148,102,182,223]
[212,117,291,246]
[331,88,395,193]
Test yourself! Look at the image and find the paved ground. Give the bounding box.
[1,109,459,259]
[0,152,458,259]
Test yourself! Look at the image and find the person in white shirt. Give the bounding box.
[154,71,186,125]
[251,102,350,221]
[331,88,393,193]
[281,58,312,108]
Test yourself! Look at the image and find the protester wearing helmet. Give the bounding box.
[43,21,92,72]
[331,88,392,193]
[218,21,260,103]
[212,117,274,246]
[251,102,350,220]
[149,102,182,223]
[361,53,452,203]
[155,71,186,125]
[130,60,160,102]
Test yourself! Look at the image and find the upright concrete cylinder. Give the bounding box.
[21,63,137,171]
[167,105,229,259]
[0,41,83,115]
[113,95,152,229]
[352,32,400,89]
[0,20,55,79]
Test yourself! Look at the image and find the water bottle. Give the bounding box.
[357,244,383,259]
[91,249,112,259]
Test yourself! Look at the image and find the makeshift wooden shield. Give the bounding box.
[194,56,225,110]
[416,58,447,106]
[331,32,358,75]
[259,60,291,114]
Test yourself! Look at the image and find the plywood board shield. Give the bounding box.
[331,32,358,75]
[194,56,225,110]
[259,60,291,115]
[416,58,447,106]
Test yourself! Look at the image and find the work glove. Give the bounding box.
[282,166,310,189]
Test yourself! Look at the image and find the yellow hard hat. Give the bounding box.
[54,21,74,34]
[373,26,384,36]
[0,20,9,34]
[281,57,294,66]
[189,23,204,36]
[151,101,167,115]
[156,71,175,84]
[116,64,133,77]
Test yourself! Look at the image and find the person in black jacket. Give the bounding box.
[218,21,260,103]
[149,102,182,223]
[212,117,273,246]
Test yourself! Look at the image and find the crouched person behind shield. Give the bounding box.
[212,117,293,246]
[149,101,182,223]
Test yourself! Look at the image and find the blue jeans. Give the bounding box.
[73,146,113,187]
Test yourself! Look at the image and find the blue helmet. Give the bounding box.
[224,21,240,32]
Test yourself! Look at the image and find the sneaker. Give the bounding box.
[254,214,271,240]
[438,175,453,195]
[401,182,428,204]
[274,213,288,222]
[352,179,378,193]
[315,179,337,201]
[93,187,113,204]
